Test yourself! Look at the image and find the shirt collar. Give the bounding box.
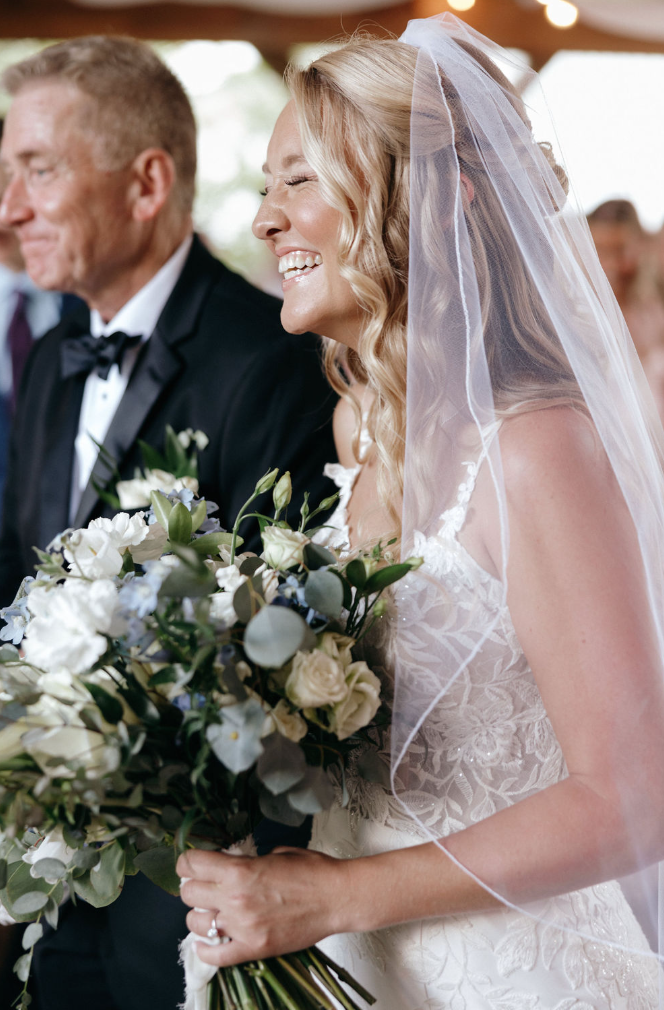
[90,233,193,339]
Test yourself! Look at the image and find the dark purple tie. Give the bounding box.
[8,290,33,413]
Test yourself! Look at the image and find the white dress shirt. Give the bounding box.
[69,234,193,520]
[0,265,62,397]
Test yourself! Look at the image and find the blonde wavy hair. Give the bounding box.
[287,36,580,533]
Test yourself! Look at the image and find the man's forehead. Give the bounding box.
[2,81,88,156]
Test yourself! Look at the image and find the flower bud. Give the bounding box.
[373,598,387,617]
[273,472,292,512]
[255,468,279,494]
[405,556,424,570]
[318,493,340,512]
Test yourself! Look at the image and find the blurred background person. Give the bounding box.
[587,198,664,421]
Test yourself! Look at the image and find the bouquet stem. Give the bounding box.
[211,947,375,1010]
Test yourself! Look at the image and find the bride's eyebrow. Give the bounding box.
[261,153,309,174]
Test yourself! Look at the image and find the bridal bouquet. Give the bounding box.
[0,446,419,1010]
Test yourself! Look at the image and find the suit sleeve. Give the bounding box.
[215,332,338,552]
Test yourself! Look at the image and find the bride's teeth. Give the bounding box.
[278,251,323,275]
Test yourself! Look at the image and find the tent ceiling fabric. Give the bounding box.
[67,0,664,44]
[70,0,404,11]
[575,0,664,43]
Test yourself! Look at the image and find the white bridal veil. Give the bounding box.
[392,13,664,965]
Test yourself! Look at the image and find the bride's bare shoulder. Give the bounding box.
[498,405,609,501]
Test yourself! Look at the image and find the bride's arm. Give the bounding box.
[178,406,664,964]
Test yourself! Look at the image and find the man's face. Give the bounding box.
[0,81,137,297]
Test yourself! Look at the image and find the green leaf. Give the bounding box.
[84,682,123,725]
[344,559,367,589]
[12,891,49,915]
[189,499,208,534]
[168,502,193,545]
[149,666,178,686]
[302,542,337,570]
[30,858,68,882]
[73,841,124,908]
[160,565,217,599]
[22,922,43,950]
[138,439,167,472]
[43,897,59,931]
[120,687,160,725]
[0,859,7,889]
[150,490,173,531]
[256,733,307,795]
[164,424,189,475]
[364,563,413,594]
[134,846,180,896]
[243,607,309,668]
[239,556,265,577]
[304,569,344,620]
[190,531,234,555]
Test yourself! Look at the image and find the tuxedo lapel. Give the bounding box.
[40,375,87,548]
[73,237,219,528]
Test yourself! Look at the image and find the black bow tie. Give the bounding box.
[60,330,143,381]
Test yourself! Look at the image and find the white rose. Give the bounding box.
[261,527,309,570]
[270,699,307,742]
[146,469,199,498]
[317,632,355,669]
[330,661,381,741]
[116,477,153,510]
[24,579,122,675]
[285,650,348,709]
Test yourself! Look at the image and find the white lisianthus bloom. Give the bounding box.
[22,826,76,879]
[21,696,121,779]
[261,527,310,570]
[330,661,381,740]
[270,699,308,742]
[285,650,348,709]
[23,579,122,675]
[210,564,247,627]
[64,512,149,579]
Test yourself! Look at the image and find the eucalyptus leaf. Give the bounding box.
[150,490,173,531]
[168,501,193,545]
[0,859,7,889]
[258,789,306,828]
[256,733,307,795]
[73,841,125,907]
[30,858,68,882]
[22,922,43,950]
[72,848,101,871]
[43,897,59,931]
[239,556,265,577]
[160,565,216,599]
[83,682,123,725]
[364,563,413,594]
[243,606,308,668]
[304,569,344,620]
[13,952,32,983]
[232,575,264,624]
[302,543,337,570]
[12,891,49,915]
[134,846,180,896]
[287,766,336,815]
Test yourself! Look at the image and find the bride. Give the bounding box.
[179,14,664,1007]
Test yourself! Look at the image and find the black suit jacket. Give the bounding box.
[0,236,336,604]
[0,238,337,1010]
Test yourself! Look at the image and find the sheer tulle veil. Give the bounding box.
[392,13,664,961]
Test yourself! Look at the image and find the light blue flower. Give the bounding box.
[0,579,34,645]
[118,572,160,618]
[206,698,266,774]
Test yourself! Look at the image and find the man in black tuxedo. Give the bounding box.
[0,37,335,1010]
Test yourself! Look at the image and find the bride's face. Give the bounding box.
[253,101,362,347]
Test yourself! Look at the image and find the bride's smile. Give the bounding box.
[253,101,362,348]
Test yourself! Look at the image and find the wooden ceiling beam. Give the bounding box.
[0,0,413,44]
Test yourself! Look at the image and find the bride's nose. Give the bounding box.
[252,197,288,242]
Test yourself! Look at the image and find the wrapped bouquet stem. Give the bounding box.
[0,438,420,1010]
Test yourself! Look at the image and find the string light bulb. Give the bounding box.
[447,0,476,10]
[545,0,578,28]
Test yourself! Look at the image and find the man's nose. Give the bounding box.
[0,173,32,228]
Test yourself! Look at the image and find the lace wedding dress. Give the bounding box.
[311,438,659,1010]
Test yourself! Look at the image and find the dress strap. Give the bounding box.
[439,421,501,537]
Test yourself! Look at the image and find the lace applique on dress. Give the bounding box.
[311,442,659,1010]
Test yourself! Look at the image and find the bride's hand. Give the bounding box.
[177,846,350,965]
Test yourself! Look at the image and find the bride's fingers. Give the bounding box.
[180,878,223,910]
[194,936,252,968]
[186,908,226,939]
[177,848,242,882]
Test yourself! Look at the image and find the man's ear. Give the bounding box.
[460,171,475,206]
[129,148,177,223]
